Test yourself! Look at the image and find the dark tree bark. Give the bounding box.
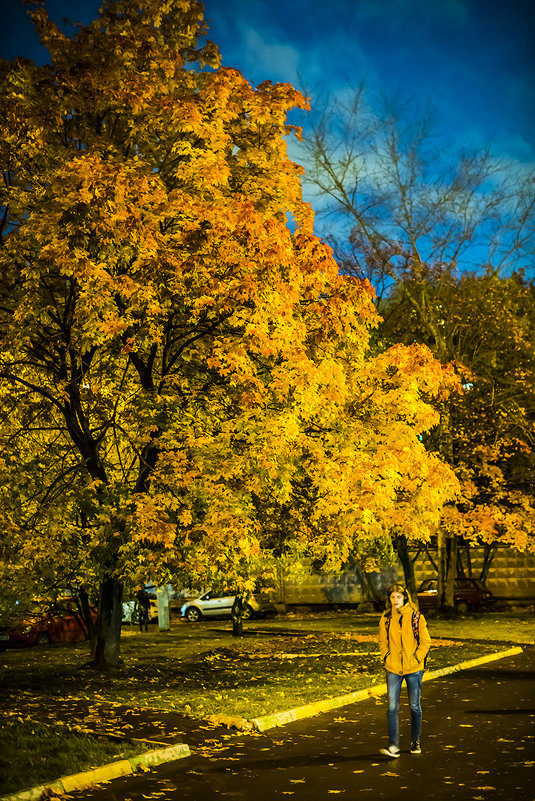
[77,585,97,652]
[396,534,418,607]
[437,527,447,609]
[480,543,497,584]
[92,576,123,669]
[464,543,473,578]
[444,535,457,608]
[231,595,244,637]
[360,570,384,608]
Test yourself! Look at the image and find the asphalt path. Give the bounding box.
[70,646,535,801]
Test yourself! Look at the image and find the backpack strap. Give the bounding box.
[384,610,391,640]
[385,610,421,645]
[412,610,429,668]
[411,610,420,645]
[385,609,419,640]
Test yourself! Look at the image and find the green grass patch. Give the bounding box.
[420,611,535,644]
[1,611,526,722]
[0,720,141,796]
[254,610,535,645]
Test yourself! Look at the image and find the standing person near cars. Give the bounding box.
[136,588,151,632]
[378,583,431,757]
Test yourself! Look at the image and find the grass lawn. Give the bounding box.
[0,720,142,796]
[0,609,531,795]
[1,610,531,720]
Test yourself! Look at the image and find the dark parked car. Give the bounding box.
[417,578,494,613]
[0,598,96,649]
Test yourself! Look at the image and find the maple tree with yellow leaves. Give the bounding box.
[380,267,535,604]
[0,0,458,666]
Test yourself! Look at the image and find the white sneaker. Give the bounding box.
[380,745,401,758]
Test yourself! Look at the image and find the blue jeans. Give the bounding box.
[385,670,424,747]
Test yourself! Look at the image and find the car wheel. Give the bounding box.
[185,606,202,622]
[36,632,51,647]
[454,599,469,614]
[242,604,254,620]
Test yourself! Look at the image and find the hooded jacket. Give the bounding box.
[378,603,431,675]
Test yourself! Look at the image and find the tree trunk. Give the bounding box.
[435,402,455,610]
[92,576,123,669]
[456,545,464,578]
[465,543,473,578]
[480,543,497,584]
[231,595,244,637]
[424,545,438,573]
[78,585,97,652]
[396,535,418,607]
[361,570,384,608]
[444,535,457,608]
[437,527,447,608]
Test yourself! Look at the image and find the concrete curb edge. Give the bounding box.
[0,742,191,801]
[250,645,524,732]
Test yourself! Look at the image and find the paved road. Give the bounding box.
[71,646,535,801]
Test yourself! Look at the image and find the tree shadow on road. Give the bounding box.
[202,751,403,774]
[456,668,535,681]
[464,708,535,715]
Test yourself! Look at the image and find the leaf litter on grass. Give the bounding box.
[1,619,508,729]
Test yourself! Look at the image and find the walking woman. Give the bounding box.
[378,583,431,757]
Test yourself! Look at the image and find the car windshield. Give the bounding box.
[420,580,437,591]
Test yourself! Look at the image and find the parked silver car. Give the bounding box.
[180,591,275,622]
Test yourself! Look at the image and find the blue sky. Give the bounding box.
[2,0,534,270]
[208,0,534,165]
[2,0,533,164]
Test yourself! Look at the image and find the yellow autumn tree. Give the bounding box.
[379,267,535,605]
[0,0,458,666]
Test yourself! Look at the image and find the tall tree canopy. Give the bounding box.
[0,0,458,665]
[300,86,535,605]
[383,270,535,548]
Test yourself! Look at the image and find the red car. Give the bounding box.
[1,599,96,649]
[417,578,494,613]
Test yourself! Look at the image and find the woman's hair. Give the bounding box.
[384,583,411,613]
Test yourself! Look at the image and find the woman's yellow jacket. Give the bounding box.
[378,603,431,675]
